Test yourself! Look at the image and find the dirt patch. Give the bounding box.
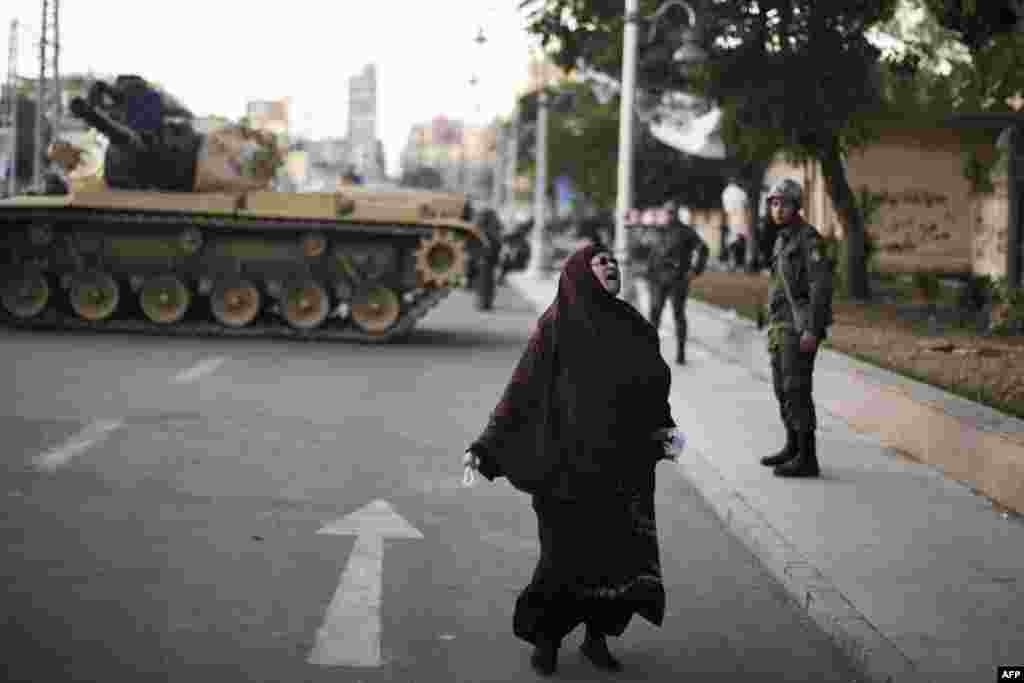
[689,271,1024,418]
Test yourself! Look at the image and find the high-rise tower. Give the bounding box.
[347,64,383,181]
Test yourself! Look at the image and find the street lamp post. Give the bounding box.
[614,0,701,305]
[528,84,549,278]
[614,0,641,304]
[5,19,19,197]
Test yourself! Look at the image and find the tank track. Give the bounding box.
[0,287,449,343]
[0,206,456,343]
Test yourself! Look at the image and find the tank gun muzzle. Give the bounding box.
[69,96,146,152]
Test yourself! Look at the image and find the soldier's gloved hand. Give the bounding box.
[799,331,818,353]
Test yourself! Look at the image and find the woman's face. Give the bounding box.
[589,251,621,296]
[769,198,798,225]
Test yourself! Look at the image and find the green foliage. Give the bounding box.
[856,185,885,227]
[517,79,728,211]
[825,229,879,297]
[854,186,884,272]
[912,271,942,301]
[902,1,1024,193]
[544,82,621,209]
[921,0,1021,54]
[989,277,1024,334]
[523,0,902,301]
[957,272,993,311]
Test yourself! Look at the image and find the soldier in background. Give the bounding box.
[645,200,709,365]
[759,179,834,478]
[473,203,504,311]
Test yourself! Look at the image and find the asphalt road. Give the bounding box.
[1,285,865,683]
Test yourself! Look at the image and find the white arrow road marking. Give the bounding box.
[173,357,225,384]
[308,499,424,668]
[33,419,123,471]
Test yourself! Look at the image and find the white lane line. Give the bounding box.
[173,357,226,384]
[34,419,123,471]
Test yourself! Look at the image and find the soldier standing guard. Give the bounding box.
[473,204,504,311]
[759,179,834,477]
[646,200,709,365]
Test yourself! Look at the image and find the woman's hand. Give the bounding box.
[653,427,686,460]
[462,450,480,487]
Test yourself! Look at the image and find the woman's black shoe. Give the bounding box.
[530,642,558,676]
[580,637,622,672]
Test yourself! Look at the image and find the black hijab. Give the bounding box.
[472,244,675,495]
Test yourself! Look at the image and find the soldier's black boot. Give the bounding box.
[530,636,559,676]
[580,632,622,672]
[774,431,820,478]
[760,428,798,467]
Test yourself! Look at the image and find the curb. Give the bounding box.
[675,446,927,683]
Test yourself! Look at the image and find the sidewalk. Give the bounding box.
[507,272,1024,683]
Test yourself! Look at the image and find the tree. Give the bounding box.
[920,1,1024,117]
[522,0,901,299]
[516,79,727,211]
[866,0,1023,192]
[922,0,1022,55]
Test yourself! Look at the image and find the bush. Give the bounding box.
[824,232,877,298]
[989,277,1024,334]
[958,273,993,312]
[912,271,941,302]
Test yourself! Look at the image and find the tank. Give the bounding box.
[0,76,483,342]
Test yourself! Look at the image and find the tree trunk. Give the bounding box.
[819,137,870,300]
[740,159,770,272]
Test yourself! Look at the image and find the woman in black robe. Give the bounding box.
[464,243,678,675]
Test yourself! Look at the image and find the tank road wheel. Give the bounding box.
[2,270,50,319]
[210,280,261,328]
[139,275,192,324]
[68,271,120,321]
[351,285,401,335]
[414,229,467,288]
[281,280,330,330]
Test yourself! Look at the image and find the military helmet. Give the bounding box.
[766,178,803,208]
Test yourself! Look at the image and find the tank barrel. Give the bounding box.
[69,96,145,151]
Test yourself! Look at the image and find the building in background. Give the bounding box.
[347,64,385,182]
[2,72,113,194]
[245,98,290,142]
[399,114,497,198]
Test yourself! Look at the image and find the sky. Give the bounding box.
[1,0,539,177]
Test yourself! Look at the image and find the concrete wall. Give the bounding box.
[690,207,728,262]
[971,172,1010,279]
[765,126,986,274]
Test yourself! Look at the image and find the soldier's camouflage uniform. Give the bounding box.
[766,218,833,434]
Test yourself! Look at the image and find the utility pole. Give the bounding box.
[32,0,60,190]
[51,0,61,137]
[528,85,549,278]
[614,0,640,304]
[507,104,519,213]
[5,19,19,197]
[490,121,504,207]
[33,0,48,189]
